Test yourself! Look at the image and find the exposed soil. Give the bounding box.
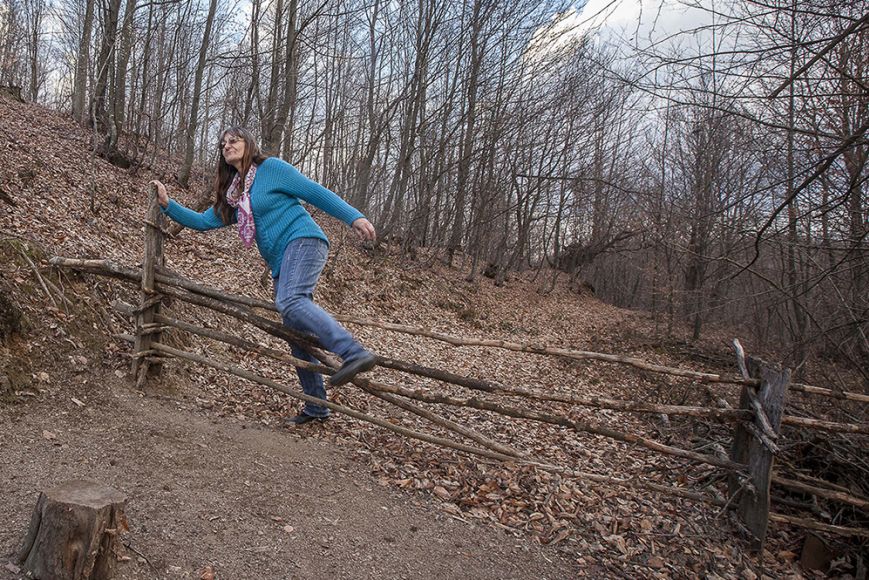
[0,370,575,579]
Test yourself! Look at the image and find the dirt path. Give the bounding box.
[0,377,575,579]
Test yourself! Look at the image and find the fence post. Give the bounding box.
[132,184,165,387]
[729,347,790,551]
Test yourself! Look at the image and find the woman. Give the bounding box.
[151,126,377,425]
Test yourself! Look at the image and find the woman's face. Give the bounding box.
[221,133,246,166]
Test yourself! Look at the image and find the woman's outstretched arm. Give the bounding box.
[151,180,230,231]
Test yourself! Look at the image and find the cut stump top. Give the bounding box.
[44,480,126,508]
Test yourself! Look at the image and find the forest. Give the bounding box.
[0,0,867,383]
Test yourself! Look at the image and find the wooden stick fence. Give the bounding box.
[47,192,869,549]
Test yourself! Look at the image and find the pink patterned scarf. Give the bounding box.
[225,163,258,248]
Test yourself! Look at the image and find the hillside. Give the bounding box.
[0,95,865,579]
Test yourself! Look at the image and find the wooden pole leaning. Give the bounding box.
[132,185,165,387]
[729,346,790,552]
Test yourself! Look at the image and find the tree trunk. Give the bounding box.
[262,0,300,154]
[178,0,218,187]
[26,0,44,102]
[242,0,262,125]
[447,0,487,264]
[112,0,138,142]
[785,10,807,373]
[72,0,95,123]
[93,0,122,127]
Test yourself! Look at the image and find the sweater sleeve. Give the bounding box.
[271,159,364,225]
[162,199,232,231]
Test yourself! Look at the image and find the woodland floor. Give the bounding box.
[0,367,575,579]
[1,95,866,579]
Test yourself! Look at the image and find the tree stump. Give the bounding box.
[18,480,129,580]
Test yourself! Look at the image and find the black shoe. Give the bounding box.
[284,413,329,426]
[329,353,377,386]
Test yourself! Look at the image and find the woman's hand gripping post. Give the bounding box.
[149,180,170,209]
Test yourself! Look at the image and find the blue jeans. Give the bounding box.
[274,237,368,417]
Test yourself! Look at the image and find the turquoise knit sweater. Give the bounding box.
[162,157,364,277]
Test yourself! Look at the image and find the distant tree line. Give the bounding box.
[0,0,865,384]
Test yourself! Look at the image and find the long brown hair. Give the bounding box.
[213,127,268,224]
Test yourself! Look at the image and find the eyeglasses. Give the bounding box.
[219,136,241,149]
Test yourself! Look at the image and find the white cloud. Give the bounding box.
[524,1,718,69]
[575,0,716,49]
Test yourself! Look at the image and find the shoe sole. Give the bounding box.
[329,356,377,387]
[285,416,328,427]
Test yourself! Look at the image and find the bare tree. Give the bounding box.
[178,0,217,187]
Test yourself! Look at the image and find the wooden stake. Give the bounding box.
[132,185,164,386]
[729,356,790,551]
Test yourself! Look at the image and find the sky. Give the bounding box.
[523,0,735,96]
[534,0,719,55]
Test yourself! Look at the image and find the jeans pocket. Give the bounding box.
[276,238,328,309]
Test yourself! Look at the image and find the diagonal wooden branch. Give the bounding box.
[52,256,333,362]
[153,264,274,309]
[769,512,869,538]
[787,382,869,404]
[155,261,738,385]
[159,283,328,358]
[113,301,523,459]
[118,301,741,466]
[733,339,779,445]
[771,474,869,510]
[364,389,526,459]
[341,317,726,381]
[20,248,58,308]
[781,415,869,434]
[112,300,335,376]
[118,336,519,459]
[107,259,731,382]
[379,357,750,422]
[120,336,729,509]
[350,376,748,473]
[120,265,751,422]
[151,262,869,408]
